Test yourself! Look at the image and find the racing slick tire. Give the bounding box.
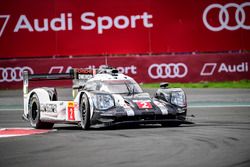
[80,94,91,130]
[28,93,54,129]
[161,122,181,127]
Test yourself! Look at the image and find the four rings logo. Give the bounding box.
[148,63,188,79]
[203,2,250,31]
[0,67,34,82]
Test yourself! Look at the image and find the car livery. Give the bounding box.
[22,66,193,130]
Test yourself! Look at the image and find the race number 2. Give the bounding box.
[136,101,152,109]
[67,102,75,121]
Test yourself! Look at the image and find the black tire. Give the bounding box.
[28,93,54,129]
[80,94,91,130]
[161,122,181,127]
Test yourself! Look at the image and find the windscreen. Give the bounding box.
[100,80,143,94]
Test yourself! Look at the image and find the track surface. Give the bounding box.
[0,88,250,167]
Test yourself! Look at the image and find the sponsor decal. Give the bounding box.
[49,66,69,74]
[67,101,75,121]
[148,63,188,79]
[203,2,250,31]
[41,104,57,113]
[76,68,94,74]
[14,13,73,32]
[48,65,137,75]
[76,68,96,80]
[116,65,137,75]
[3,12,153,35]
[200,63,217,76]
[80,12,153,34]
[200,62,249,76]
[0,66,34,82]
[218,62,248,73]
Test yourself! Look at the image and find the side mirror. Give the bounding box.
[160,82,169,89]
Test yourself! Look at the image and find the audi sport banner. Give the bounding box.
[0,0,250,58]
[0,53,250,89]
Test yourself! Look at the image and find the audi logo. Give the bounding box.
[203,2,250,31]
[148,63,188,79]
[0,67,34,82]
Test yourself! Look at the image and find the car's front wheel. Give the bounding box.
[80,94,91,130]
[28,93,54,129]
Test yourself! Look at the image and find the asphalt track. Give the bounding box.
[0,88,250,167]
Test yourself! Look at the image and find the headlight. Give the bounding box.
[92,94,114,110]
[171,91,186,107]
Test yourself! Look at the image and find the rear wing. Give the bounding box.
[23,68,96,96]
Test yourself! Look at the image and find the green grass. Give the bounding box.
[141,80,250,89]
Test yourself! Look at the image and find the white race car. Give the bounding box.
[22,66,192,129]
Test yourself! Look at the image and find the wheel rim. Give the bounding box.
[31,102,38,120]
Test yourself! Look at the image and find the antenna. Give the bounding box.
[105,56,108,66]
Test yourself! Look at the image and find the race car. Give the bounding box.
[22,66,192,130]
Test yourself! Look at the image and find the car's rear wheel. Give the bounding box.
[80,94,91,130]
[161,122,181,127]
[29,93,54,129]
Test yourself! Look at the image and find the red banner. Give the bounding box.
[0,0,249,58]
[0,54,249,89]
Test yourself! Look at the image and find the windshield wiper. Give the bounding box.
[131,85,135,97]
[124,82,135,96]
[124,82,132,96]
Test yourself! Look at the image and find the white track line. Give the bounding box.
[0,109,23,111]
